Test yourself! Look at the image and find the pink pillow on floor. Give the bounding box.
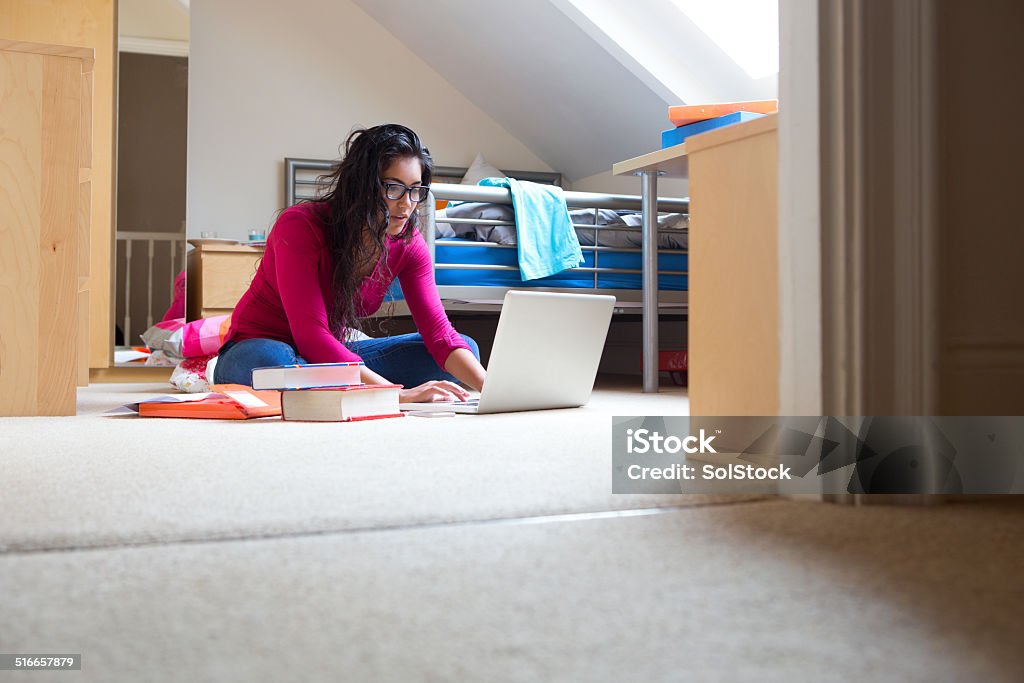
[140,315,231,359]
[140,318,185,355]
[180,314,232,358]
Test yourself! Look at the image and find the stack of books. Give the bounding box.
[125,362,403,422]
[251,362,403,423]
[661,99,778,149]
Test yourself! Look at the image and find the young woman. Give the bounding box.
[214,124,485,403]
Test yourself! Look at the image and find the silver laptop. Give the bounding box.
[401,290,615,414]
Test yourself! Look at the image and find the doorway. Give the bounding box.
[114,0,189,360]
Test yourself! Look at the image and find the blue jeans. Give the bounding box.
[213,333,480,388]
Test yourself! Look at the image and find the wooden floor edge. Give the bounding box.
[89,366,173,384]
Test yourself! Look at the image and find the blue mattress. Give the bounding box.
[432,239,688,291]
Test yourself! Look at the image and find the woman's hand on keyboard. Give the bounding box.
[399,380,471,404]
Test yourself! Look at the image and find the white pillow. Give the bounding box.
[461,152,504,185]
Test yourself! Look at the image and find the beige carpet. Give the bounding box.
[8,381,1018,681]
[0,379,764,553]
[2,499,1022,683]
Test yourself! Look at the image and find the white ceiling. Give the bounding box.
[353,0,682,182]
[124,0,777,183]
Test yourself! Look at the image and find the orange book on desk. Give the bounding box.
[668,100,778,127]
[138,384,282,419]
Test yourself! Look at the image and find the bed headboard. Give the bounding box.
[284,157,562,207]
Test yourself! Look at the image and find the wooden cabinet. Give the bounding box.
[0,40,94,416]
[687,115,779,415]
[2,0,119,372]
[186,242,265,320]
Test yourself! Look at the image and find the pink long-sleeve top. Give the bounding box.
[223,202,470,368]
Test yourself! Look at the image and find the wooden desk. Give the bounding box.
[186,242,264,320]
[615,114,779,411]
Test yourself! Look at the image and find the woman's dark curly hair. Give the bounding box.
[315,124,433,339]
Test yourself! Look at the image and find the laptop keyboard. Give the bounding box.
[449,399,480,406]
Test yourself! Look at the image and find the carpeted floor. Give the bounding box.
[0,379,757,553]
[2,500,1022,683]
[2,380,1022,682]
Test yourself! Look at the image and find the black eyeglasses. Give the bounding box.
[383,182,429,203]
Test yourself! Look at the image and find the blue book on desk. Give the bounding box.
[661,111,766,149]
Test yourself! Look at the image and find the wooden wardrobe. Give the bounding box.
[0,40,94,415]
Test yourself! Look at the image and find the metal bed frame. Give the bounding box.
[284,158,689,391]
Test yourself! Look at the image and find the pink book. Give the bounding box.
[251,362,363,390]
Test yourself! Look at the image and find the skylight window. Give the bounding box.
[671,0,779,79]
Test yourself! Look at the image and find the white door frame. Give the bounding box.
[779,0,941,503]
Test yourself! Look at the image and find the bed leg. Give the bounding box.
[640,170,661,393]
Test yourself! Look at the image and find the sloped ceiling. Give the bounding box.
[353,0,677,183]
[128,0,773,183]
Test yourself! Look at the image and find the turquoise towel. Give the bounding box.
[478,177,584,281]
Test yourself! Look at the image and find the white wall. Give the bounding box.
[570,169,688,198]
[777,0,822,414]
[119,0,189,41]
[187,0,551,241]
[354,0,684,188]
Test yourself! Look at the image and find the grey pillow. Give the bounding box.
[572,210,689,249]
[438,202,517,245]
[434,209,456,239]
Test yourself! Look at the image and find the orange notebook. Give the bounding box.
[668,100,778,127]
[138,384,282,419]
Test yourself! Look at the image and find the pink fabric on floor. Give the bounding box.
[181,314,232,358]
[161,270,187,322]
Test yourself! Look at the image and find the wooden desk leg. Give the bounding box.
[639,170,661,393]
